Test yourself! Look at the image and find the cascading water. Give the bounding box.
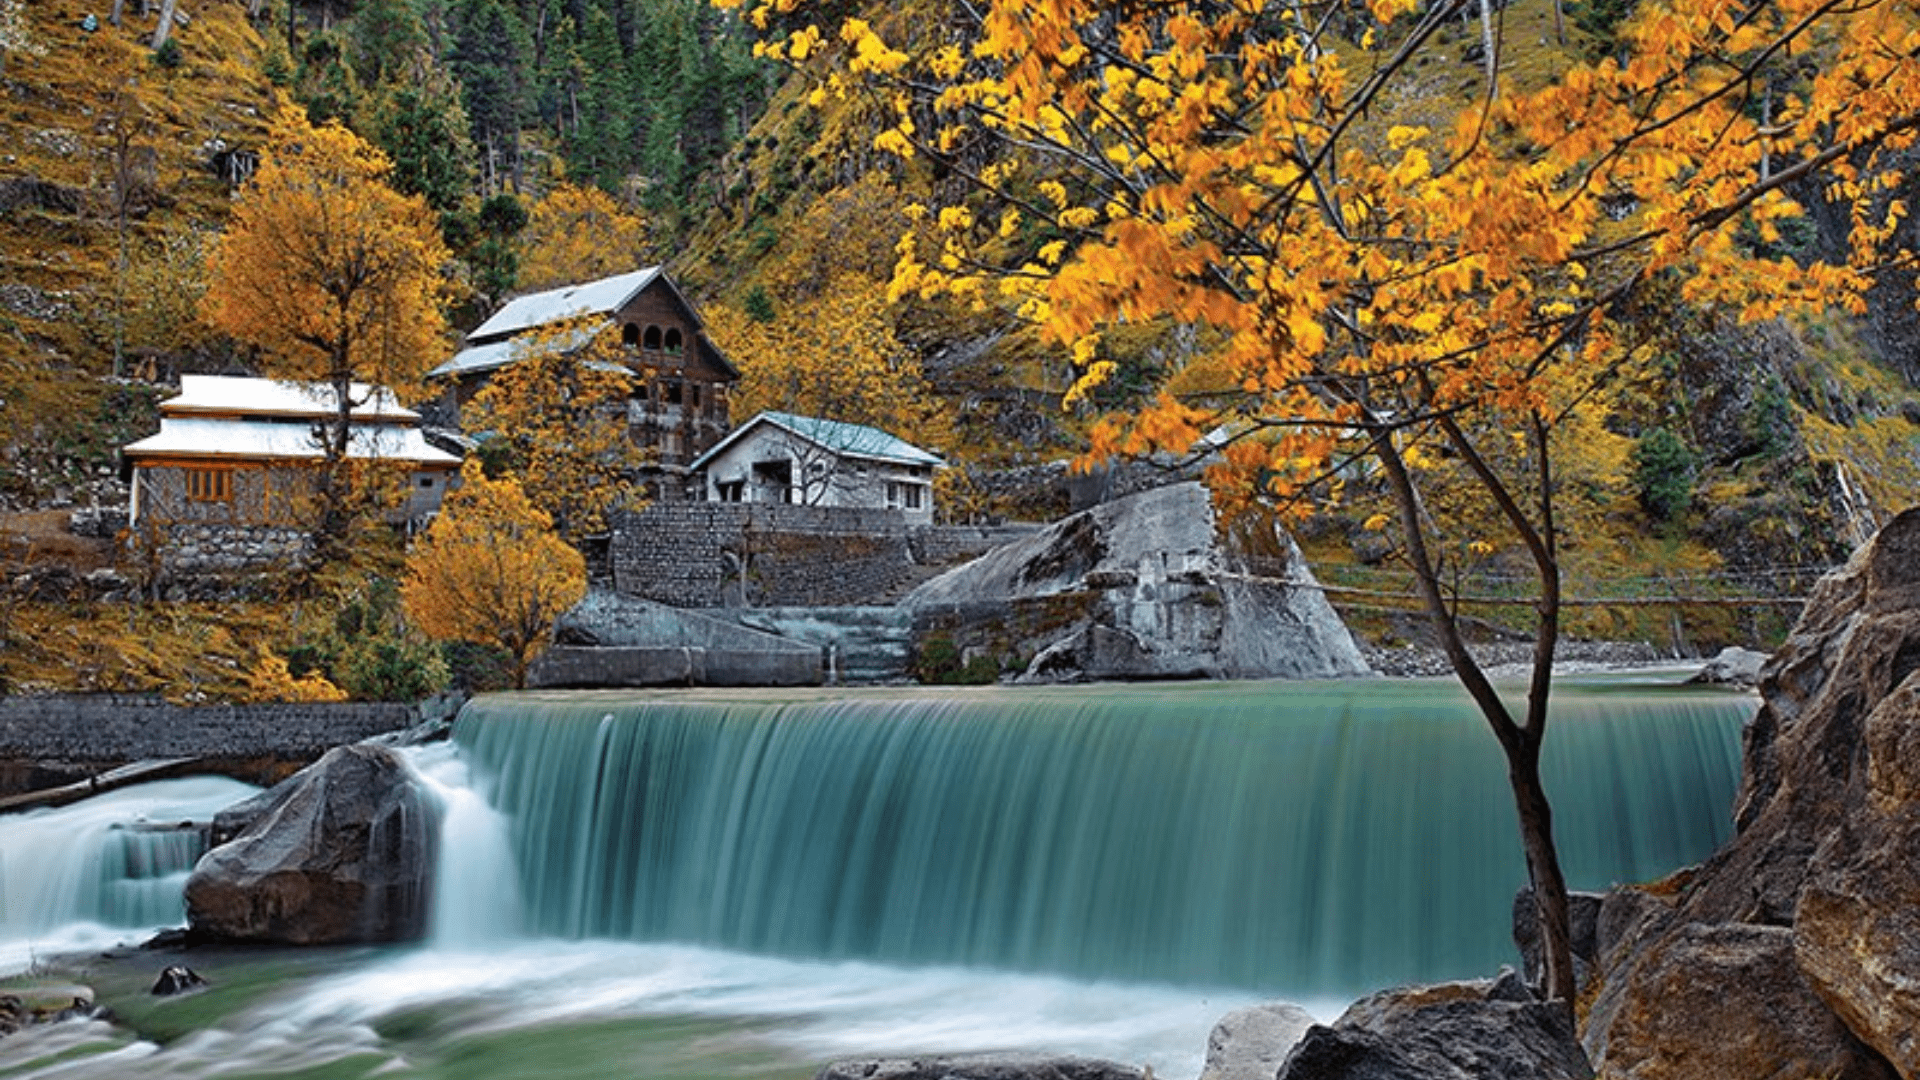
[455,676,1752,997]
[0,678,1752,1079]
[0,776,258,971]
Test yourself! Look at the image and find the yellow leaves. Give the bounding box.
[1363,513,1393,532]
[467,318,647,543]
[402,464,587,689]
[1058,206,1101,228]
[1038,239,1069,265]
[937,205,975,231]
[874,126,916,158]
[1038,180,1070,209]
[790,23,823,60]
[712,272,956,454]
[517,183,649,292]
[241,650,346,703]
[202,105,449,396]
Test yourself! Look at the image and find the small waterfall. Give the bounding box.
[0,776,258,969]
[454,678,1752,996]
[412,743,526,947]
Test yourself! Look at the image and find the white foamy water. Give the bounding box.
[0,776,257,974]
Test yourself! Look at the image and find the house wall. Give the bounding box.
[615,282,734,467]
[132,459,450,575]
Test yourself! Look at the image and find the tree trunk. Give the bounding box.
[1509,732,1578,1001]
[1373,430,1577,1002]
[110,0,126,28]
[150,0,178,50]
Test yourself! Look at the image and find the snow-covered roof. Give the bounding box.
[123,417,460,467]
[426,320,609,380]
[467,267,663,342]
[688,411,945,473]
[161,375,420,422]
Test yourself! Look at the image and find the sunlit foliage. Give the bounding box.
[736,0,1920,1001]
[466,318,649,542]
[515,182,651,291]
[401,464,587,688]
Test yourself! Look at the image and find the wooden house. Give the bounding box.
[430,268,738,492]
[689,411,944,525]
[123,375,461,532]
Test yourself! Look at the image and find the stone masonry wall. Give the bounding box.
[0,695,416,764]
[612,503,920,607]
[611,506,1039,609]
[155,522,310,574]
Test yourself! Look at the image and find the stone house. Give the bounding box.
[429,267,737,495]
[121,375,460,570]
[689,411,944,526]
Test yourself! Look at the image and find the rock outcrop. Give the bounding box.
[1578,506,1920,1080]
[1275,975,1591,1080]
[902,482,1371,681]
[1200,1002,1316,1080]
[185,743,439,945]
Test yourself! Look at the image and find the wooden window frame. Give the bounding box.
[186,467,233,503]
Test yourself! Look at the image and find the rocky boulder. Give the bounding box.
[903,482,1371,681]
[185,743,438,944]
[1200,1002,1317,1080]
[1578,506,1920,1080]
[1274,975,1591,1080]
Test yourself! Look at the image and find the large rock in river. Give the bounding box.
[903,482,1371,681]
[1578,506,1920,1080]
[185,743,438,944]
[1275,975,1591,1080]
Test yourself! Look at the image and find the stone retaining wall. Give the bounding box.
[0,694,417,796]
[151,522,310,574]
[612,504,1019,608]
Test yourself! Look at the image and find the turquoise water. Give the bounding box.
[0,676,1752,1078]
[455,677,1750,994]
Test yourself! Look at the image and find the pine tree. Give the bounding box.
[450,0,529,194]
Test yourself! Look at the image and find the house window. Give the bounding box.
[904,484,924,510]
[663,380,683,405]
[691,385,702,408]
[186,468,232,502]
[886,481,901,508]
[643,325,663,350]
[663,327,684,353]
[717,479,744,502]
[622,323,641,346]
[419,476,436,489]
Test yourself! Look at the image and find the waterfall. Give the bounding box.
[0,776,258,969]
[455,677,1750,996]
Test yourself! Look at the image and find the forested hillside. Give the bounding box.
[4,0,1920,695]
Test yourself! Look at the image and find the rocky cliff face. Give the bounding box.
[901,482,1372,681]
[1580,506,1920,1079]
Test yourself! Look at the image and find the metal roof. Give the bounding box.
[467,267,662,342]
[123,417,460,466]
[162,375,421,421]
[687,410,946,473]
[426,320,609,380]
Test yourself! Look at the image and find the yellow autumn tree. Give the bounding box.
[467,318,649,542]
[515,183,650,290]
[739,0,1920,999]
[202,103,451,567]
[402,464,587,689]
[709,273,954,450]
